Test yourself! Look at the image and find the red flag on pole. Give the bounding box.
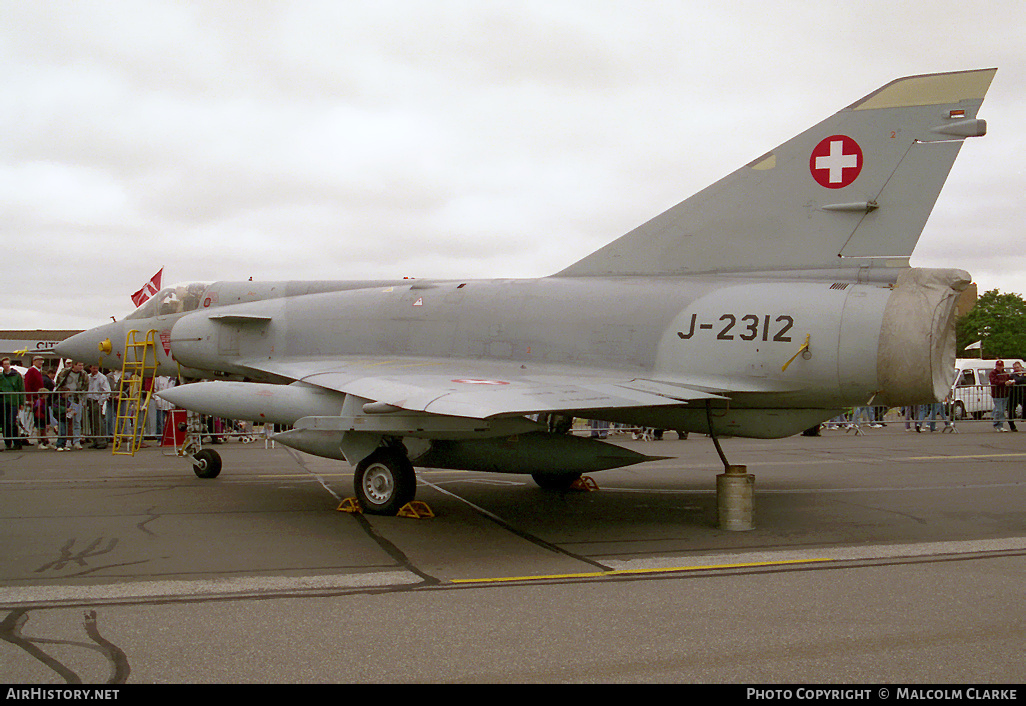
[131,268,163,308]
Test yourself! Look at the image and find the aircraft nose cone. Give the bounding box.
[54,330,94,361]
[55,322,122,366]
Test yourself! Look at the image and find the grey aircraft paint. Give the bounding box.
[57,69,996,513]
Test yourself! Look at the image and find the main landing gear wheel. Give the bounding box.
[531,472,582,491]
[193,449,222,479]
[354,448,417,515]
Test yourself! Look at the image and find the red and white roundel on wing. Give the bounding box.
[452,379,510,385]
[810,135,863,189]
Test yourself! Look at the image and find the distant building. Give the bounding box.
[0,330,82,367]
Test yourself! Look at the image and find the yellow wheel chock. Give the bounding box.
[397,501,434,519]
[337,497,362,513]
[569,475,599,492]
[336,498,435,519]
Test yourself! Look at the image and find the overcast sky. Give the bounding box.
[2,0,1024,331]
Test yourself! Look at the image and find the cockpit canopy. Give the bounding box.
[124,282,211,320]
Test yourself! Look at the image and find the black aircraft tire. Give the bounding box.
[354,449,416,515]
[193,449,223,479]
[531,472,582,491]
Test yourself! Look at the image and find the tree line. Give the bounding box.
[956,289,1026,359]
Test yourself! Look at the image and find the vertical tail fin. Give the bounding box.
[558,69,996,277]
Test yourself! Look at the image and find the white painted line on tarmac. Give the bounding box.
[5,537,1023,604]
[603,481,1026,495]
[603,536,1026,573]
[0,570,423,607]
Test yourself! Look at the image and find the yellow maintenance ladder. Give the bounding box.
[112,329,159,456]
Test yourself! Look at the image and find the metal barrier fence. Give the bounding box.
[818,391,1026,434]
[0,388,269,450]
[3,383,1025,448]
[950,381,1026,422]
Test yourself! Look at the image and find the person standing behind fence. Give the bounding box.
[988,360,1015,432]
[152,375,175,440]
[924,401,950,432]
[1010,362,1026,425]
[0,357,25,450]
[903,405,921,433]
[55,361,88,450]
[40,368,56,445]
[106,368,121,441]
[142,375,156,438]
[86,364,111,449]
[23,356,48,447]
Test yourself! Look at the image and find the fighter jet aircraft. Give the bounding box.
[57,69,995,514]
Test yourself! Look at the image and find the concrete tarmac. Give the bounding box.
[1,423,1024,683]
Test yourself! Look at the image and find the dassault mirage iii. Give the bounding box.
[58,69,995,515]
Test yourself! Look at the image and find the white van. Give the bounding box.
[949,358,1026,420]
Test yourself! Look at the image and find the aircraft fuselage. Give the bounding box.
[165,269,961,438]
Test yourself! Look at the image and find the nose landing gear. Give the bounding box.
[192,448,222,479]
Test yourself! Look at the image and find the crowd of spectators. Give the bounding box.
[0,356,179,451]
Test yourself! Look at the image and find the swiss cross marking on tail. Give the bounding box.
[810,135,863,189]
